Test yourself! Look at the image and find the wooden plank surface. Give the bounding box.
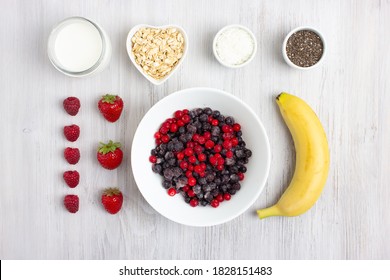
[0,0,389,259]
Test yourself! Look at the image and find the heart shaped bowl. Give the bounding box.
[131,87,271,226]
[126,24,189,85]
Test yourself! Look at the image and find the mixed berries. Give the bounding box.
[150,108,252,208]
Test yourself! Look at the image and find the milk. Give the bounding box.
[53,18,103,72]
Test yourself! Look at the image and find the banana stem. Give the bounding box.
[257,205,283,219]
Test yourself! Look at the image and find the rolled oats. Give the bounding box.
[131,27,185,80]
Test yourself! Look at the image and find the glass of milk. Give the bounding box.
[48,17,111,77]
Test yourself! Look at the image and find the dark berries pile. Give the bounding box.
[150,108,252,208]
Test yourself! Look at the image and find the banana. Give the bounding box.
[257,92,330,219]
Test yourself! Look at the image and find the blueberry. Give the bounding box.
[232,183,241,190]
[229,189,237,195]
[184,196,191,203]
[211,126,221,137]
[168,158,176,166]
[245,149,252,158]
[222,175,230,184]
[206,172,215,182]
[213,110,220,118]
[196,108,204,115]
[209,182,217,189]
[162,180,171,189]
[200,200,208,206]
[197,193,204,199]
[162,162,170,169]
[202,184,212,192]
[189,110,197,119]
[165,151,174,160]
[163,168,175,180]
[236,131,242,137]
[204,108,212,115]
[221,184,228,192]
[229,166,239,174]
[176,176,188,189]
[239,165,247,173]
[218,115,225,122]
[198,177,207,185]
[193,185,202,194]
[225,158,236,166]
[178,127,186,134]
[199,114,208,122]
[235,149,245,158]
[202,123,211,131]
[230,174,239,183]
[204,192,213,202]
[151,149,157,156]
[186,124,197,134]
[225,117,234,125]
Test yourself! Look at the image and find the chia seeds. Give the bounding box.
[286,30,323,67]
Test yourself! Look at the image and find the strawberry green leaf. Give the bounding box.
[101,94,117,104]
[98,140,121,154]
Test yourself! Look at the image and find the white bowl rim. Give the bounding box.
[126,24,189,85]
[212,24,258,69]
[282,26,326,70]
[131,87,271,226]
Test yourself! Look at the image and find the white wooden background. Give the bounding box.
[0,0,389,260]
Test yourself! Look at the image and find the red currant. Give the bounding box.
[154,132,161,139]
[226,150,234,158]
[188,189,196,197]
[217,158,225,165]
[174,110,183,119]
[216,164,224,171]
[231,137,239,147]
[237,172,244,181]
[211,119,219,126]
[233,123,241,132]
[205,140,215,149]
[214,145,222,153]
[182,185,189,192]
[167,188,176,196]
[223,193,231,201]
[216,194,224,202]
[159,126,169,134]
[198,136,206,144]
[190,198,199,207]
[177,120,185,127]
[179,161,188,170]
[211,199,220,208]
[170,123,178,133]
[185,148,194,157]
[194,145,203,154]
[223,140,232,149]
[222,125,231,133]
[149,155,157,163]
[185,170,193,178]
[183,109,189,114]
[198,153,206,162]
[177,152,185,160]
[188,177,197,186]
[192,134,200,142]
[161,135,170,143]
[188,155,197,164]
[194,165,203,173]
[182,114,191,123]
[203,131,211,139]
[209,156,217,166]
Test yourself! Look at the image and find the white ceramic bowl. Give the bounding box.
[212,24,257,68]
[282,26,326,70]
[131,87,271,226]
[126,24,189,85]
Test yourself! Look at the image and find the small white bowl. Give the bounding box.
[131,87,271,226]
[213,24,257,68]
[282,26,326,70]
[126,24,189,85]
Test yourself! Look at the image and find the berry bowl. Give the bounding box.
[131,87,270,226]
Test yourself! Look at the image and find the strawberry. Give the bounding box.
[63,170,80,188]
[97,141,123,170]
[63,97,80,116]
[101,188,123,214]
[98,94,123,122]
[64,194,79,213]
[64,147,80,164]
[63,124,80,142]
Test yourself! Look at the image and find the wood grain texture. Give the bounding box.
[0,0,389,259]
